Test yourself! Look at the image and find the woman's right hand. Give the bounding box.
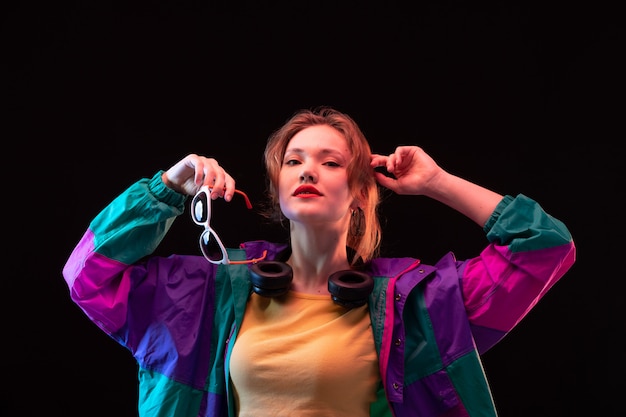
[161,153,237,201]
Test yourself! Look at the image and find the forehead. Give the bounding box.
[286,125,351,156]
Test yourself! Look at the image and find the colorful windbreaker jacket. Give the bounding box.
[63,171,576,417]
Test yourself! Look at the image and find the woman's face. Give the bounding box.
[278,125,354,228]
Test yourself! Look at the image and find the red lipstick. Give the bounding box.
[293,185,322,196]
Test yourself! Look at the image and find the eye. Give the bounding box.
[284,159,301,166]
[323,161,341,167]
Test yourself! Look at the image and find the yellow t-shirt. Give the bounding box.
[230,291,380,417]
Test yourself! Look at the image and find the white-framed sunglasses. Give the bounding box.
[191,186,266,264]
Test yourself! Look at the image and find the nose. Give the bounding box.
[299,167,317,183]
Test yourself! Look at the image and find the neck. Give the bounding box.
[287,227,351,294]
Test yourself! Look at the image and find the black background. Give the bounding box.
[4,1,624,416]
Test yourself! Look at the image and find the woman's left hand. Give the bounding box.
[371,146,443,196]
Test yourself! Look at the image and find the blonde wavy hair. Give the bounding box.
[262,106,382,265]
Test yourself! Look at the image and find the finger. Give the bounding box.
[197,159,223,196]
[394,154,402,169]
[387,152,399,173]
[193,158,207,187]
[222,175,237,202]
[370,154,386,169]
[393,146,409,169]
[374,172,397,190]
[210,173,226,199]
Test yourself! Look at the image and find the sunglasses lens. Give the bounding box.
[192,191,209,223]
[200,231,225,263]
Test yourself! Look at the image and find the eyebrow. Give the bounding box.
[285,147,347,158]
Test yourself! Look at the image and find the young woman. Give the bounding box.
[63,107,576,416]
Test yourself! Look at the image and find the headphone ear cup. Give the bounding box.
[328,270,374,309]
[249,261,293,297]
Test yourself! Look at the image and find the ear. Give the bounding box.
[350,183,368,212]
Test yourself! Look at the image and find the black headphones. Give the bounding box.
[249,261,374,309]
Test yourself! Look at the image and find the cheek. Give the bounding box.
[331,176,353,201]
[277,174,290,210]
[277,172,288,193]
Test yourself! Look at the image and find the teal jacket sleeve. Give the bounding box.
[62,170,187,334]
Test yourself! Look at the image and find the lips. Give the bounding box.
[293,185,322,196]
